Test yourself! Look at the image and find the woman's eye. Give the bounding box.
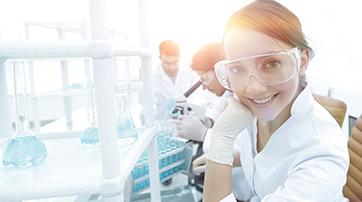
[230,66,241,73]
[264,59,282,70]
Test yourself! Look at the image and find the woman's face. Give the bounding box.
[224,27,308,122]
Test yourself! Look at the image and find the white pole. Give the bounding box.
[81,25,92,81]
[0,59,13,137]
[24,23,40,132]
[89,0,122,201]
[27,61,40,132]
[93,58,122,202]
[58,30,73,131]
[138,0,161,201]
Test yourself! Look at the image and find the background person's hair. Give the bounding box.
[159,40,180,56]
[224,0,314,57]
[191,42,225,72]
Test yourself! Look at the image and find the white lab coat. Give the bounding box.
[151,64,201,120]
[221,86,349,202]
[205,90,233,122]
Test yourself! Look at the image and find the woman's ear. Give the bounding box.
[299,49,310,76]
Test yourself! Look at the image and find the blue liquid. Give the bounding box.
[80,127,99,145]
[117,118,137,139]
[2,135,47,169]
[131,129,193,193]
[81,120,137,146]
[167,99,176,119]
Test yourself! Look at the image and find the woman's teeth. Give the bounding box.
[252,95,274,104]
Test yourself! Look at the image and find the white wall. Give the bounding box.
[283,0,362,116]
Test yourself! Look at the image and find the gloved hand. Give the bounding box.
[172,115,207,142]
[193,154,207,175]
[207,97,253,166]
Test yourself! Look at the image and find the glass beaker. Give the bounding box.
[115,91,138,143]
[2,61,47,169]
[80,79,99,145]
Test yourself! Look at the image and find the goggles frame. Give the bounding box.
[214,47,301,90]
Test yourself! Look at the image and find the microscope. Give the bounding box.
[171,80,206,118]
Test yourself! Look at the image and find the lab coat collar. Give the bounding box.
[290,83,314,116]
[155,63,190,84]
[154,64,176,86]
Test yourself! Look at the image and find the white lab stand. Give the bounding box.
[23,21,136,133]
[0,42,161,202]
[0,0,161,201]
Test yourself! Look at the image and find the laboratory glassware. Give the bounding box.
[115,90,138,143]
[130,121,192,193]
[2,61,47,169]
[80,79,100,145]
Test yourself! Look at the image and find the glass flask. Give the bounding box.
[115,91,138,143]
[80,79,100,145]
[2,61,47,169]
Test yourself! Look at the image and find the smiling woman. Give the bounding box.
[0,0,360,201]
[203,1,349,201]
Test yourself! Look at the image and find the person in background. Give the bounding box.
[203,0,349,201]
[173,42,254,201]
[142,40,199,122]
[173,42,227,142]
[140,40,202,186]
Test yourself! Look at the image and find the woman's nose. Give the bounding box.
[245,74,268,95]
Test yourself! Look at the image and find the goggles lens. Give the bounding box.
[214,47,300,90]
[200,71,215,86]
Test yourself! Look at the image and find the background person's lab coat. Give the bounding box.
[150,64,211,120]
[222,86,349,201]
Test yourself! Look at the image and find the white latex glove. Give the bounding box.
[192,152,241,175]
[172,115,207,142]
[193,154,206,175]
[207,97,253,166]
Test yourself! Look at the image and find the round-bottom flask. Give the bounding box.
[80,79,100,146]
[80,126,99,145]
[2,61,47,169]
[116,91,138,144]
[3,133,47,169]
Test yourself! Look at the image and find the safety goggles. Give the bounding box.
[214,47,301,91]
[200,70,216,86]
